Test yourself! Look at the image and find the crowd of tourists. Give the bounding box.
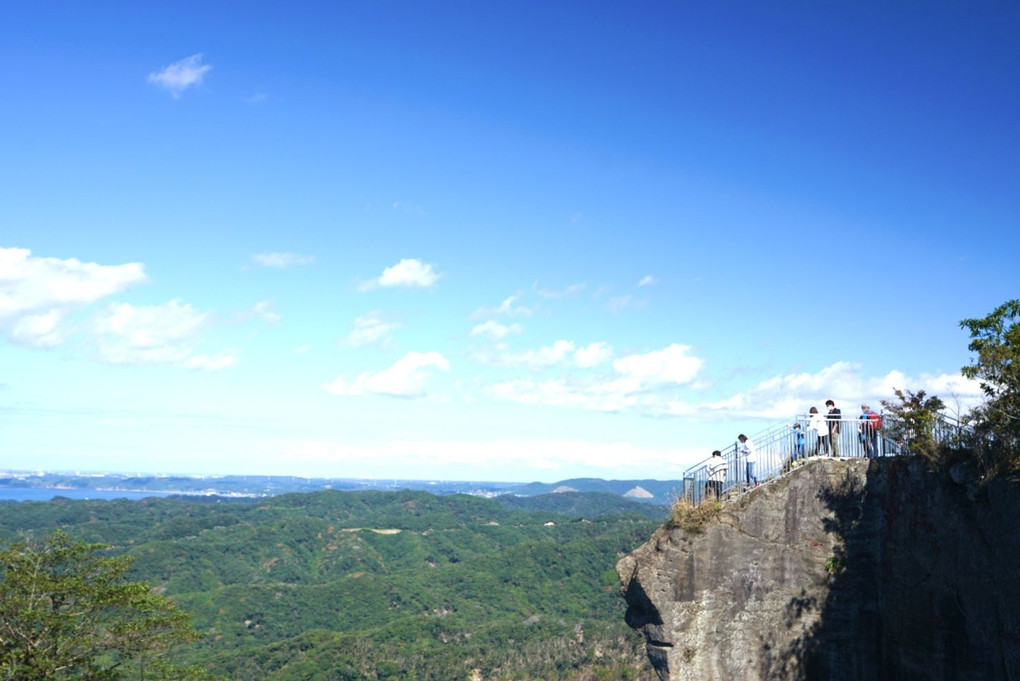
[703,400,884,500]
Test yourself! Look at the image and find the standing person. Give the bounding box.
[792,423,806,463]
[705,450,728,500]
[826,400,842,457]
[808,406,828,456]
[859,404,880,458]
[738,434,757,489]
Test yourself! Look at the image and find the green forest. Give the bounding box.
[0,489,663,680]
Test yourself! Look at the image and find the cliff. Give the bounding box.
[616,458,1020,680]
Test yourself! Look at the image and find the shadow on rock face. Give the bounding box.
[619,458,1020,681]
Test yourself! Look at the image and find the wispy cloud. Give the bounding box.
[324,351,449,398]
[346,312,400,347]
[359,259,440,291]
[608,295,636,313]
[478,340,616,371]
[392,201,426,216]
[473,294,533,318]
[637,275,657,287]
[534,282,586,299]
[250,301,282,325]
[251,252,315,268]
[91,299,236,370]
[469,320,523,341]
[147,54,212,97]
[0,247,146,348]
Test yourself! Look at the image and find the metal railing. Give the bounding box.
[679,412,967,505]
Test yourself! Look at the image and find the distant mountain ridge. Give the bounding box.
[506,477,680,504]
[1,470,679,504]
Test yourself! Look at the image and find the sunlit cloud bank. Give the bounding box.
[147,54,212,97]
[484,348,983,421]
[488,343,704,412]
[682,362,984,420]
[324,351,449,397]
[0,247,146,347]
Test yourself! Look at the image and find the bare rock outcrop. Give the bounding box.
[617,458,1020,680]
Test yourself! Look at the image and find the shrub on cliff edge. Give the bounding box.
[667,499,720,533]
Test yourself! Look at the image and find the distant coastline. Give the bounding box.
[0,487,181,503]
[0,487,261,503]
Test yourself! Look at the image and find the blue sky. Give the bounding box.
[2,1,1018,482]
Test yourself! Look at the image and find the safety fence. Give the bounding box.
[678,412,968,505]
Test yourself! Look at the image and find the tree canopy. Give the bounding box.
[961,299,1020,472]
[0,531,208,680]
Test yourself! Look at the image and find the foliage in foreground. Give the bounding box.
[0,491,658,680]
[0,531,208,680]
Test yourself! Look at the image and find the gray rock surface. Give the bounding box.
[617,458,1020,680]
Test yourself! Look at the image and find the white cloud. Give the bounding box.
[488,343,705,413]
[11,310,65,348]
[0,247,146,347]
[324,351,449,398]
[251,252,314,268]
[347,312,400,347]
[182,352,239,371]
[92,299,234,370]
[489,377,646,413]
[534,282,586,299]
[491,340,576,370]
[251,301,282,324]
[473,295,533,318]
[574,342,613,368]
[470,320,523,341]
[613,344,703,384]
[637,275,657,287]
[359,259,440,291]
[147,54,212,97]
[695,361,986,420]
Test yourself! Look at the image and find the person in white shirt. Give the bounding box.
[738,434,757,488]
[808,406,828,456]
[705,450,728,500]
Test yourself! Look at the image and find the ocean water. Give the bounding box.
[0,488,176,503]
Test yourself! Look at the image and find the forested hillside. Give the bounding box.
[0,490,660,680]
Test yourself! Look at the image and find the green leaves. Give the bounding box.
[0,531,209,680]
[960,299,1020,472]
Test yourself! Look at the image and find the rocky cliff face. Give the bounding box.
[616,458,1020,680]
